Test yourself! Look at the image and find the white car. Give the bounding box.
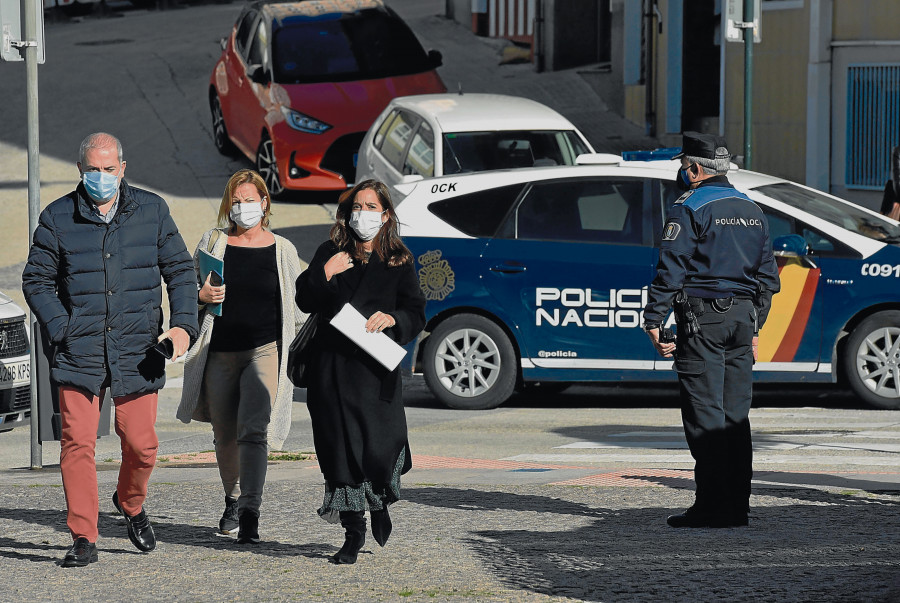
[356,93,595,202]
[0,292,31,432]
[394,152,900,410]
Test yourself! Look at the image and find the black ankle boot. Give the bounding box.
[236,510,260,544]
[371,506,392,547]
[331,511,365,564]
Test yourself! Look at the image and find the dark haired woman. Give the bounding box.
[295,180,426,564]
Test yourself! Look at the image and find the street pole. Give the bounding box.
[23,0,42,469]
[743,0,754,170]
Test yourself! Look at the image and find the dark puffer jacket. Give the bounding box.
[22,180,199,397]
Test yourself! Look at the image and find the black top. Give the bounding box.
[644,176,781,328]
[210,243,281,352]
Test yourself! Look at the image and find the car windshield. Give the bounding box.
[272,11,432,84]
[442,130,589,174]
[755,182,900,243]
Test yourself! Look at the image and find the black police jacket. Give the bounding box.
[22,180,199,397]
[643,176,780,329]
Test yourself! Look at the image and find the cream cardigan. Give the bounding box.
[176,228,308,450]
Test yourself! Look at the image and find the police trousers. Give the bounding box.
[674,297,756,516]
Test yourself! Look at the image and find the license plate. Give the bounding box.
[0,360,30,385]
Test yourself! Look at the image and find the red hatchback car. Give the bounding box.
[209,0,446,195]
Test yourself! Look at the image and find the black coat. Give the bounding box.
[22,181,199,397]
[296,240,426,487]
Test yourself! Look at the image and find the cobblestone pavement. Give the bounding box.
[0,460,897,602]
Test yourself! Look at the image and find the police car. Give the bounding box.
[395,152,900,410]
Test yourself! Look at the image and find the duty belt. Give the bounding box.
[688,296,753,314]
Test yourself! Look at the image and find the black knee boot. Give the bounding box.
[331,511,365,564]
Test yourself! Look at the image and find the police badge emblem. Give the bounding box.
[417,250,456,301]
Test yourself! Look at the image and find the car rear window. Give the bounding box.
[442,131,589,174]
[272,10,432,84]
[428,184,526,238]
[755,182,900,243]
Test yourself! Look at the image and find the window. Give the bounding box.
[271,10,432,84]
[759,207,858,258]
[514,178,645,244]
[442,130,590,175]
[845,64,900,189]
[247,22,267,68]
[403,122,434,178]
[427,184,526,238]
[373,111,399,150]
[378,111,417,170]
[756,182,900,243]
[235,10,257,57]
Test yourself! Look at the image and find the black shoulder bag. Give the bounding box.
[287,313,317,387]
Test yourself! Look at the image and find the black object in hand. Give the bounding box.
[209,270,223,287]
[152,338,174,359]
[659,328,677,344]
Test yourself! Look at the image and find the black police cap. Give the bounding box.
[673,131,729,160]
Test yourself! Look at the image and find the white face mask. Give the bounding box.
[230,201,265,230]
[349,210,385,241]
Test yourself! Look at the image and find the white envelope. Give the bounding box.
[329,303,407,371]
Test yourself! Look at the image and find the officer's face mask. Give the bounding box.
[349,210,385,241]
[230,200,265,230]
[676,165,693,192]
[82,171,120,203]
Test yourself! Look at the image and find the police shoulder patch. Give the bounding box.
[674,189,695,205]
[662,221,681,241]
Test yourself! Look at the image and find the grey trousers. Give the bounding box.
[204,341,278,515]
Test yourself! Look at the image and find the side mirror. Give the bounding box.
[247,64,269,85]
[427,49,443,68]
[773,234,809,257]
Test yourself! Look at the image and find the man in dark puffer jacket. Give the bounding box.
[22,132,199,567]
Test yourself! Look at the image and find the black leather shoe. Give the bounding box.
[112,491,157,552]
[62,537,98,567]
[667,507,748,528]
[236,511,260,544]
[371,506,392,547]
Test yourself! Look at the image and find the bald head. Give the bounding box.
[79,133,123,165]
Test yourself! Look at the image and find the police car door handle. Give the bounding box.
[489,262,526,274]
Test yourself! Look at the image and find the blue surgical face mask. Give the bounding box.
[676,166,692,192]
[82,171,120,203]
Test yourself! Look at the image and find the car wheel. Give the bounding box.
[256,133,284,197]
[210,93,237,156]
[842,310,900,409]
[423,314,517,410]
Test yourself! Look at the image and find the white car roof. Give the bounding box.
[396,158,890,258]
[386,93,582,133]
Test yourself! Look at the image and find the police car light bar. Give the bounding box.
[620,147,682,161]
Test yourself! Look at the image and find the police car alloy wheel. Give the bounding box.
[843,310,900,410]
[423,314,517,410]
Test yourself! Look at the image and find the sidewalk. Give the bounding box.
[0,452,897,602]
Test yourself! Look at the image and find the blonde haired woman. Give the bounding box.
[177,169,305,543]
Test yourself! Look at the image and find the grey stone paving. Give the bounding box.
[0,465,897,602]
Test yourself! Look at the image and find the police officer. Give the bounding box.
[643,132,780,528]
